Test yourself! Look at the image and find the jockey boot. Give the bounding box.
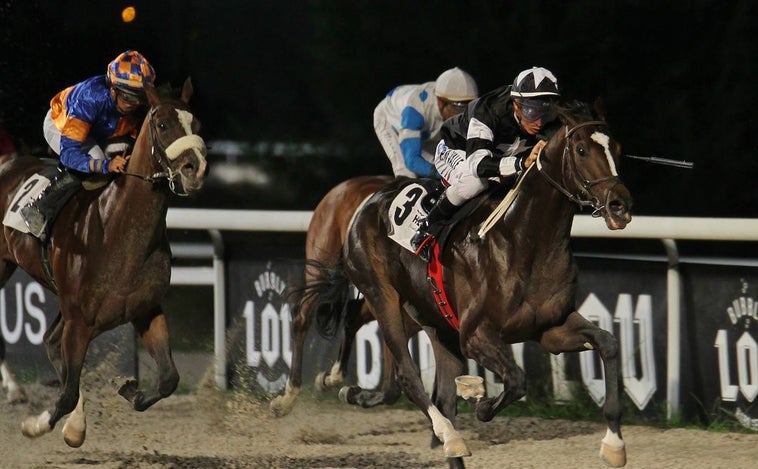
[20,169,82,242]
[410,194,459,262]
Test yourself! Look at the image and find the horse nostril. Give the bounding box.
[609,199,626,215]
[182,163,196,175]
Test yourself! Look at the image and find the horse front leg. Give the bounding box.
[116,310,179,411]
[539,310,626,467]
[21,320,90,447]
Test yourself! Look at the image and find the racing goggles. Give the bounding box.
[518,99,555,123]
[115,88,145,105]
[442,98,471,109]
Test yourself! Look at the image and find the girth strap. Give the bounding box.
[426,242,459,330]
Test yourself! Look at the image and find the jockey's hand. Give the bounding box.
[524,140,547,168]
[108,155,131,174]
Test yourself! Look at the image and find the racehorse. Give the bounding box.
[0,78,207,447]
[313,101,633,468]
[271,175,420,417]
[0,336,27,403]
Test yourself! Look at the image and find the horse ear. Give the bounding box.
[181,77,194,104]
[144,83,160,107]
[593,97,608,121]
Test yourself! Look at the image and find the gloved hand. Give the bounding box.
[106,155,131,174]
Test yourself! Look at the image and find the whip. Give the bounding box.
[624,154,694,169]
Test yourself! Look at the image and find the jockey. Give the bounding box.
[374,67,478,178]
[21,50,155,241]
[411,66,561,260]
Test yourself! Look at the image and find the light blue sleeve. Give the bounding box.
[399,106,437,178]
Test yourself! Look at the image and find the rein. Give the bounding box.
[477,119,619,239]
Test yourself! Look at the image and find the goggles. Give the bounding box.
[518,99,555,123]
[442,99,471,109]
[115,88,145,105]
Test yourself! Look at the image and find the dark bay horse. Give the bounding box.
[0,78,207,446]
[315,102,633,468]
[271,174,421,416]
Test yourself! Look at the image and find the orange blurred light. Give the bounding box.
[121,6,136,23]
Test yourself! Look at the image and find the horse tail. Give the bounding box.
[296,259,351,339]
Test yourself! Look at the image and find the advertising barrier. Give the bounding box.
[226,252,758,427]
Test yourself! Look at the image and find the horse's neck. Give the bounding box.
[103,115,168,242]
[486,168,576,251]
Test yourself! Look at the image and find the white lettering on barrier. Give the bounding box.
[715,330,758,402]
[576,293,657,409]
[0,281,48,345]
[356,321,381,389]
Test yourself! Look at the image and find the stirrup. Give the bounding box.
[20,204,48,241]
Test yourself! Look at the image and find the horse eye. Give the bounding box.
[576,145,587,156]
[158,122,167,131]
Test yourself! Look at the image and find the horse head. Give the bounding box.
[539,101,633,230]
[141,78,208,196]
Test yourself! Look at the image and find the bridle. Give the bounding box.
[124,104,204,196]
[535,120,623,217]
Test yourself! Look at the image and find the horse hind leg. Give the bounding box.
[21,320,90,446]
[0,263,27,403]
[1,355,28,404]
[462,331,527,422]
[270,289,314,417]
[316,298,364,392]
[115,310,179,412]
[539,311,626,467]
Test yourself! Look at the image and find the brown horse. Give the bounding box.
[270,174,421,417]
[0,78,206,446]
[314,101,633,468]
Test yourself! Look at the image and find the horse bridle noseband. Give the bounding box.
[124,104,200,196]
[535,120,623,217]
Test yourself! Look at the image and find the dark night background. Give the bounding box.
[1,0,756,217]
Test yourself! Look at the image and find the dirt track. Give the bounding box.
[2,373,758,469]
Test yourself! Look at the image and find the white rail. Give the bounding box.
[165,209,758,412]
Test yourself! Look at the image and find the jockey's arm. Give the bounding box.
[398,106,438,178]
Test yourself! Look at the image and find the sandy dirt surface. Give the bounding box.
[2,372,758,469]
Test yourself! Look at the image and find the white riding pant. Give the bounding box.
[433,139,489,206]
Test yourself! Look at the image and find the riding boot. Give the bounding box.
[410,194,459,262]
[20,169,82,242]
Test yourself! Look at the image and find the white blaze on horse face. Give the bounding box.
[164,108,208,169]
[591,132,618,176]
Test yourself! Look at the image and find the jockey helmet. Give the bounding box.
[107,50,155,94]
[510,67,560,99]
[434,67,478,106]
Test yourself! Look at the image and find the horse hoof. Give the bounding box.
[443,435,472,458]
[269,395,293,418]
[600,441,627,467]
[21,411,52,438]
[62,421,86,448]
[338,386,359,404]
[112,376,138,401]
[314,371,328,392]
